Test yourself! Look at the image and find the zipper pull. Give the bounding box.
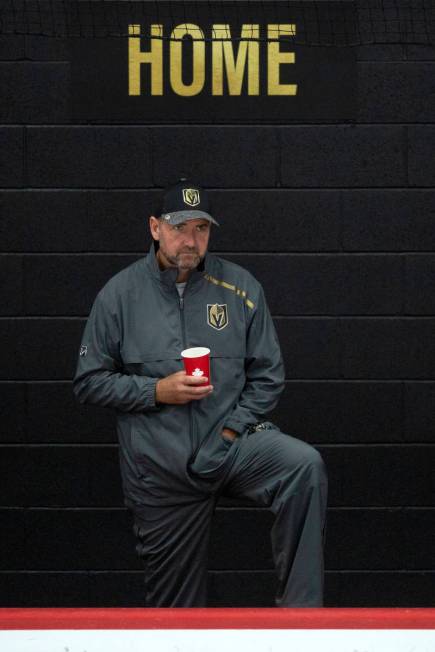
[179,296,184,310]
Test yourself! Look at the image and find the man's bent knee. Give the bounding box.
[281,436,327,487]
[305,446,327,483]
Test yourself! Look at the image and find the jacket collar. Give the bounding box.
[145,239,213,289]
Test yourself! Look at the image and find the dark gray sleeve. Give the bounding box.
[223,284,285,434]
[72,291,161,413]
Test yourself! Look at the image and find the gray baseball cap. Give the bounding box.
[153,178,220,227]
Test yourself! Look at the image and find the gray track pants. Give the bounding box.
[131,426,328,607]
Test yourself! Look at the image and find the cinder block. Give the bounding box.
[321,444,435,506]
[23,254,138,315]
[0,319,83,379]
[153,127,277,188]
[341,318,404,378]
[358,62,435,122]
[356,45,405,61]
[0,190,88,251]
[85,509,142,570]
[13,508,141,571]
[0,509,25,569]
[27,382,117,443]
[280,126,406,187]
[269,382,341,443]
[270,381,403,444]
[405,255,435,314]
[326,571,435,607]
[209,190,341,252]
[404,382,435,442]
[342,190,435,251]
[342,317,435,379]
[0,63,70,123]
[87,191,154,251]
[88,571,146,606]
[0,255,23,315]
[0,572,89,606]
[24,509,90,569]
[0,128,23,187]
[406,44,435,60]
[0,34,25,60]
[0,383,26,442]
[409,126,435,187]
[21,509,140,572]
[26,35,70,61]
[401,319,435,378]
[208,571,275,606]
[0,190,153,252]
[326,509,435,570]
[0,447,28,506]
[229,254,402,315]
[87,446,124,507]
[338,381,403,442]
[275,318,341,378]
[27,127,153,187]
[24,446,91,506]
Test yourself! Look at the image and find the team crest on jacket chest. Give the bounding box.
[207,303,229,331]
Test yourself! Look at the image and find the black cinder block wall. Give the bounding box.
[1,30,435,608]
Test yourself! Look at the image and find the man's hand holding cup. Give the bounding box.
[155,347,213,405]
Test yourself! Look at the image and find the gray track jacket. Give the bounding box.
[73,240,285,507]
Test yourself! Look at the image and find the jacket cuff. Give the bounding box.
[142,377,162,412]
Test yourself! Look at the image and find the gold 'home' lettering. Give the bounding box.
[268,24,297,95]
[212,25,259,95]
[128,23,297,97]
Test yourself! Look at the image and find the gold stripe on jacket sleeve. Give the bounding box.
[204,273,255,310]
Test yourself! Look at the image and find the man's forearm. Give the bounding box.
[73,370,162,413]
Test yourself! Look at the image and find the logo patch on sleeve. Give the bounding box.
[207,304,228,331]
[79,345,88,357]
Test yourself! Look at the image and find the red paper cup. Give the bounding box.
[181,347,211,385]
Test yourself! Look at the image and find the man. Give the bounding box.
[73,177,328,607]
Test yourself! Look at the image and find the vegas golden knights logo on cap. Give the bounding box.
[183,188,200,207]
[207,303,229,331]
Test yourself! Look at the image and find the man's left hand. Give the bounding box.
[222,427,238,442]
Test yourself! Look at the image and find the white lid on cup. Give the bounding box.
[181,347,210,358]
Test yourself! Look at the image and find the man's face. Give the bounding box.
[150,216,211,272]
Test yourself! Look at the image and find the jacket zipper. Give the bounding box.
[179,290,196,453]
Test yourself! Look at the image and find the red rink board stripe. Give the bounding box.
[0,608,434,630]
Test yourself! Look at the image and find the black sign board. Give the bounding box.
[71,1,356,123]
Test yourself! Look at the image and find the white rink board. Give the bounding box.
[1,628,434,652]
